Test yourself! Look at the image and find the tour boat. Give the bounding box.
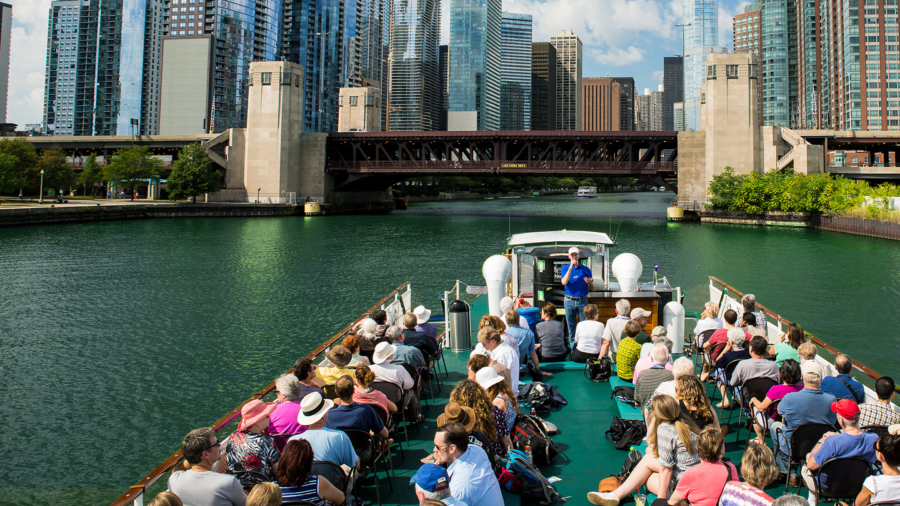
[113,230,898,506]
[576,186,599,198]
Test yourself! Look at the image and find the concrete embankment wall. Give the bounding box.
[699,210,900,241]
[698,210,811,227]
[811,214,900,241]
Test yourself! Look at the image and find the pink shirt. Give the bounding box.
[353,386,391,416]
[675,461,739,506]
[632,356,673,385]
[270,401,308,436]
[763,383,804,419]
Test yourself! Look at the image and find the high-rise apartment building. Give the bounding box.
[682,0,726,130]
[531,42,557,130]
[582,78,620,130]
[795,0,819,128]
[357,0,390,130]
[760,0,797,126]
[0,3,10,124]
[651,85,665,130]
[500,12,532,130]
[734,3,762,126]
[550,30,582,130]
[389,0,441,131]
[448,0,501,130]
[663,56,683,130]
[440,45,449,130]
[44,0,165,136]
[634,89,650,131]
[610,77,635,130]
[818,0,861,130]
[166,0,282,132]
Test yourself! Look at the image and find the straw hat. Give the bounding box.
[414,305,432,324]
[475,367,505,390]
[296,392,334,425]
[238,399,278,430]
[373,342,397,364]
[325,345,352,367]
[437,402,476,431]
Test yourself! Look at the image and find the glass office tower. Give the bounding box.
[500,12,532,130]
[388,0,441,131]
[550,30,582,130]
[760,0,797,126]
[448,0,501,130]
[663,56,683,130]
[682,0,725,130]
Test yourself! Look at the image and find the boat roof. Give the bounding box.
[508,230,615,246]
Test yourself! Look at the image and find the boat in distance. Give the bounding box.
[576,186,599,198]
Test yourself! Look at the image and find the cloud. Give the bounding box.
[6,0,52,126]
[717,0,752,52]
[652,70,664,83]
[590,46,644,66]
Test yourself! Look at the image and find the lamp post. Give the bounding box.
[316,32,331,132]
[39,169,45,204]
[676,23,691,132]
[257,187,261,203]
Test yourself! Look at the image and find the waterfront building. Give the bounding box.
[733,3,763,126]
[794,0,819,128]
[650,85,664,131]
[43,0,166,136]
[634,89,650,131]
[760,0,796,127]
[389,0,441,131]
[500,12,532,130]
[550,30,582,130]
[448,0,501,130]
[357,0,390,130]
[338,87,382,132]
[674,102,684,130]
[440,44,448,130]
[582,78,620,130]
[531,42,557,130]
[682,0,726,130]
[159,36,214,134]
[663,56,683,130]
[0,2,9,123]
[610,77,635,130]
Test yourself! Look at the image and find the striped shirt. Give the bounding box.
[280,476,325,505]
[718,481,773,506]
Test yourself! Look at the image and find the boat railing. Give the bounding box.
[109,282,413,506]
[708,276,898,408]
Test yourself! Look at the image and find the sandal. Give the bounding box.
[715,401,731,409]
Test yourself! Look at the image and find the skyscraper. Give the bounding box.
[795,0,819,129]
[634,89,650,131]
[44,0,166,136]
[663,56,683,130]
[550,30,582,130]
[734,3,762,126]
[818,0,860,130]
[440,44,448,130]
[610,77,635,130]
[500,12,532,130]
[531,42,557,130]
[0,3,10,124]
[650,85,664,131]
[389,0,441,131]
[682,0,726,130]
[357,0,390,130]
[167,0,282,132]
[582,77,620,130]
[760,0,796,126]
[448,0,501,130]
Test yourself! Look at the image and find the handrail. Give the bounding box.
[708,276,886,383]
[110,281,412,506]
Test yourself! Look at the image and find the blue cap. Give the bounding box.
[409,464,450,493]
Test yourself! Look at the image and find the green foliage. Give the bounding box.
[32,148,76,194]
[0,138,37,174]
[104,146,162,199]
[0,153,24,199]
[558,178,577,188]
[78,154,104,196]
[707,166,746,209]
[166,143,221,202]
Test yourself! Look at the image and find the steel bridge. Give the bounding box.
[325,130,679,190]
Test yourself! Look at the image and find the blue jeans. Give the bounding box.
[564,297,588,348]
[771,421,790,474]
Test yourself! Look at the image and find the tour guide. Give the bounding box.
[561,246,594,346]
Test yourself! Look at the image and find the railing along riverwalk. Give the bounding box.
[111,282,412,506]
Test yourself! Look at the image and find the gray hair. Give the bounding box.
[386,325,404,343]
[742,294,757,312]
[275,373,303,402]
[651,342,670,365]
[727,327,746,347]
[415,484,451,501]
[361,318,377,333]
[616,299,631,316]
[500,296,514,314]
[672,357,694,378]
[704,301,720,318]
[773,495,809,506]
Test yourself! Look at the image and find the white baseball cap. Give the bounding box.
[568,247,580,255]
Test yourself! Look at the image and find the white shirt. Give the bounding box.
[370,362,414,390]
[490,341,520,391]
[640,342,654,358]
[864,474,900,504]
[693,317,723,343]
[601,316,629,355]
[575,320,605,354]
[447,446,504,506]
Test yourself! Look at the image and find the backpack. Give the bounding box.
[519,382,568,412]
[512,414,559,466]
[611,385,639,406]
[604,416,647,451]
[506,449,566,505]
[598,449,644,493]
[585,357,612,382]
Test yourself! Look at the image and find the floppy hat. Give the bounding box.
[831,399,861,420]
[410,463,451,493]
[414,305,432,324]
[296,392,334,425]
[238,399,278,430]
[325,345,352,367]
[436,402,476,431]
[475,366,505,390]
[630,308,651,319]
[373,342,397,364]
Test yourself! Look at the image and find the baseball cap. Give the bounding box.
[568,247,580,255]
[410,464,450,493]
[801,360,823,378]
[831,399,861,420]
[630,308,651,319]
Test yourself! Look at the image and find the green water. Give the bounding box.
[1,192,899,506]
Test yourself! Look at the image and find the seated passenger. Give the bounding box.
[358,316,380,362]
[622,308,652,345]
[634,336,674,385]
[749,359,803,445]
[476,366,519,436]
[651,357,696,401]
[676,375,721,432]
[246,482,281,506]
[702,309,751,367]
[731,335,781,388]
[820,354,865,403]
[410,463,467,506]
[270,374,309,451]
[500,296,529,329]
[325,375,388,440]
[467,353,513,393]
[386,325,427,370]
[802,399,879,506]
[402,312,437,359]
[479,327,520,392]
[292,357,325,400]
[742,311,768,338]
[798,342,818,365]
[535,303,568,362]
[316,345,355,385]
[451,379,510,458]
[474,315,520,354]
[571,303,605,363]
[413,305,438,340]
[850,431,900,506]
[600,298,631,363]
[273,439,345,505]
[639,326,668,358]
[693,301,723,343]
[436,402,497,463]
[503,309,544,376]
[718,443,779,506]
[635,342,675,409]
[515,297,543,334]
[860,376,900,428]
[588,395,700,505]
[614,320,644,381]
[352,364,398,416]
[289,392,359,471]
[431,423,503,506]
[221,400,280,489]
[770,323,805,366]
[667,428,737,506]
[340,334,369,366]
[713,328,751,409]
[742,293,768,331]
[369,342,414,390]
[168,427,247,506]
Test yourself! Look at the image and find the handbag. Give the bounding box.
[585,357,612,382]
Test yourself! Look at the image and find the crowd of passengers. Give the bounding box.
[145,295,900,506]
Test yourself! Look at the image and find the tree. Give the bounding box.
[104,146,162,200]
[558,178,577,188]
[31,148,76,197]
[78,154,104,197]
[0,138,37,194]
[166,143,221,203]
[0,153,24,203]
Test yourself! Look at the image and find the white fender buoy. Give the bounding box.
[612,253,643,293]
[482,255,512,318]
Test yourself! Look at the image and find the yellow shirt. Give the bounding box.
[317,366,355,385]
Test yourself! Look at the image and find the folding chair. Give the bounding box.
[813,457,872,506]
[734,377,777,442]
[778,423,834,493]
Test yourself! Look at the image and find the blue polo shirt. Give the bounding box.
[821,374,866,403]
[561,263,592,297]
[778,387,837,444]
[517,307,542,333]
[813,431,879,486]
[505,325,536,364]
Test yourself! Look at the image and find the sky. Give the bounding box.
[7,0,750,126]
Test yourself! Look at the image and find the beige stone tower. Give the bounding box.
[338,87,382,132]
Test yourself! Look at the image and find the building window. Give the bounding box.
[366,96,374,106]
[707,65,716,78]
[281,71,292,85]
[350,96,358,105]
[293,74,300,87]
[726,65,739,78]
[261,72,271,85]
[339,96,343,106]
[701,92,706,103]
[248,72,253,85]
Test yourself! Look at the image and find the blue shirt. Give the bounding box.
[821,374,866,403]
[289,428,358,468]
[560,263,592,298]
[325,402,385,435]
[813,432,879,486]
[504,325,535,364]
[392,342,426,369]
[447,445,504,506]
[778,387,837,444]
[517,307,542,333]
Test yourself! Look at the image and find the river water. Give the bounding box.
[1,192,899,505]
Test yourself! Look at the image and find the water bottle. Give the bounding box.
[653,264,659,286]
[525,444,533,462]
[530,406,536,417]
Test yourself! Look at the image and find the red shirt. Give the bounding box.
[707,328,752,361]
[675,461,739,506]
